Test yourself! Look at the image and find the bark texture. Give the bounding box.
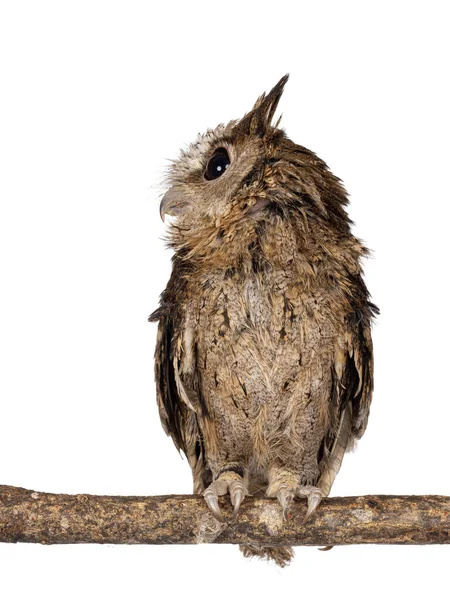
[1,485,449,547]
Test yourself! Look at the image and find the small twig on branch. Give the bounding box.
[0,485,449,547]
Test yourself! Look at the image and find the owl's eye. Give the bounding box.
[204,148,230,181]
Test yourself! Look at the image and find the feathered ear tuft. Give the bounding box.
[252,74,289,125]
[234,74,289,137]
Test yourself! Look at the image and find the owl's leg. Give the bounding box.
[203,467,247,521]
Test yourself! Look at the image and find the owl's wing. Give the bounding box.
[318,313,375,495]
[152,312,185,452]
[345,319,375,440]
[151,309,211,493]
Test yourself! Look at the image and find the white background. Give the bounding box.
[1,1,449,597]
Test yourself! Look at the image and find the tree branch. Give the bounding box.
[1,485,449,547]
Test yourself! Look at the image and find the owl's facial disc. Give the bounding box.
[160,145,233,221]
[160,139,266,223]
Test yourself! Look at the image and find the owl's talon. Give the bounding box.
[277,484,294,521]
[299,486,324,524]
[230,480,245,518]
[204,489,223,521]
[203,471,247,521]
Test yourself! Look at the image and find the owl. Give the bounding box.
[150,75,377,566]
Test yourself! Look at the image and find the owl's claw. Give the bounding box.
[298,486,324,524]
[203,471,247,521]
[230,480,246,519]
[268,474,325,522]
[277,484,295,520]
[204,488,224,521]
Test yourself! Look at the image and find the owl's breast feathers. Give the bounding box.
[150,216,376,489]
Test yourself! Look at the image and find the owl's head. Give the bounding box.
[160,75,350,258]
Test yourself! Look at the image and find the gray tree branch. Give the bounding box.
[1,485,449,547]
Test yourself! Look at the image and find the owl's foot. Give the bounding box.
[267,470,325,522]
[274,485,324,522]
[297,485,324,524]
[203,470,247,521]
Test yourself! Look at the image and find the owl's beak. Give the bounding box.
[159,187,186,221]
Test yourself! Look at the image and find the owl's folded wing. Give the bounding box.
[318,316,374,495]
[347,320,375,441]
[152,313,186,452]
[151,311,212,493]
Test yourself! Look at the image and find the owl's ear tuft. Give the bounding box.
[234,74,289,137]
[252,74,289,123]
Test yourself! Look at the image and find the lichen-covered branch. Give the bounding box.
[0,485,449,547]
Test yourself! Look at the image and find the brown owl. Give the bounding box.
[149,75,377,566]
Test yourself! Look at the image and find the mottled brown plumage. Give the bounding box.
[150,75,377,566]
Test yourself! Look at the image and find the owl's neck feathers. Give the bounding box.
[166,200,367,294]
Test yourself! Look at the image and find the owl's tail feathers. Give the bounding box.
[239,544,294,568]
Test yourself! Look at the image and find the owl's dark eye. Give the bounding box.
[204,148,230,181]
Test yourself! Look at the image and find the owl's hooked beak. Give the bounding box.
[159,187,187,221]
